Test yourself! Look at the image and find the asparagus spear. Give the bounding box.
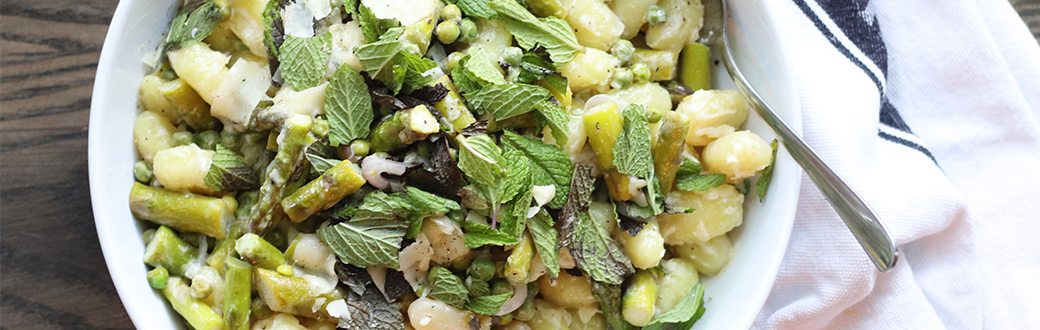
[143,226,198,277]
[158,78,219,131]
[505,232,534,284]
[234,233,287,270]
[432,76,477,131]
[254,268,335,318]
[129,182,237,239]
[246,113,316,234]
[280,160,366,222]
[652,111,690,196]
[584,103,636,201]
[680,43,711,92]
[224,257,253,330]
[368,105,439,153]
[162,277,224,330]
[622,269,658,327]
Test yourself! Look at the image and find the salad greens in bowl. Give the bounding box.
[88,0,802,329]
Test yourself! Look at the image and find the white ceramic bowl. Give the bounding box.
[88,1,802,329]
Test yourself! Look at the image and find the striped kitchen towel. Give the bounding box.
[750,0,1040,329]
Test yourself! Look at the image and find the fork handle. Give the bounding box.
[719,33,899,273]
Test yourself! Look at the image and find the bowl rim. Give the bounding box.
[87,0,803,328]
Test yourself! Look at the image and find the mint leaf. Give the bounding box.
[354,40,405,93]
[678,173,726,192]
[451,51,505,95]
[516,53,568,95]
[500,131,572,209]
[456,134,505,186]
[465,293,513,315]
[467,278,490,297]
[569,211,634,285]
[428,267,469,309]
[399,52,438,93]
[465,50,506,87]
[401,186,462,238]
[642,283,706,330]
[379,27,405,41]
[325,63,374,146]
[447,0,499,19]
[613,104,654,178]
[675,158,726,192]
[262,0,288,59]
[306,152,341,174]
[467,84,552,120]
[279,33,332,91]
[464,221,519,248]
[756,139,779,202]
[497,149,534,238]
[557,165,595,247]
[401,186,461,215]
[592,281,633,330]
[338,282,406,330]
[204,145,260,191]
[528,209,560,279]
[488,0,583,63]
[318,217,407,268]
[165,1,223,51]
[533,101,570,147]
[357,3,382,43]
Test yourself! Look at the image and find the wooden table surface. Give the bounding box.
[1,0,1037,328]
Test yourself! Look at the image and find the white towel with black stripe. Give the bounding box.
[749,0,1040,329]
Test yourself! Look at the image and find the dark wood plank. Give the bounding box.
[1,0,135,328]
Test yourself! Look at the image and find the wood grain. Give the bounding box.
[1,0,135,328]
[0,0,1037,329]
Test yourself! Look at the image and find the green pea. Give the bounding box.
[436,21,460,44]
[646,107,664,124]
[611,68,634,89]
[134,161,153,183]
[499,313,514,325]
[611,40,635,64]
[458,18,478,43]
[276,264,294,276]
[632,63,652,84]
[195,130,220,150]
[467,258,496,282]
[147,267,169,289]
[502,47,523,67]
[447,51,465,72]
[219,130,241,150]
[172,131,194,147]
[646,5,668,27]
[350,140,371,158]
[490,279,512,295]
[441,4,462,22]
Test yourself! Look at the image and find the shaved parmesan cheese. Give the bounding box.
[305,0,333,21]
[211,58,271,128]
[400,234,434,291]
[325,299,351,319]
[329,21,366,71]
[267,82,329,119]
[282,1,315,38]
[361,0,442,27]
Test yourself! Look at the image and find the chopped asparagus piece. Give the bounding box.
[224,257,253,330]
[652,111,690,195]
[162,277,224,330]
[505,233,534,284]
[143,226,198,277]
[129,182,236,239]
[622,269,657,327]
[234,233,287,269]
[281,159,367,222]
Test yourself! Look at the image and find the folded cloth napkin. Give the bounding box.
[750,0,1040,329]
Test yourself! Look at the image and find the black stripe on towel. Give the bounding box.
[791,0,936,163]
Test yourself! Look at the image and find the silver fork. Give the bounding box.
[699,0,899,272]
